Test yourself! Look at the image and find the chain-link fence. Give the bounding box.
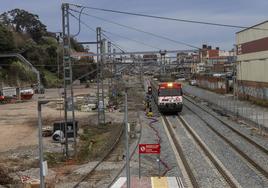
[183,85,268,133]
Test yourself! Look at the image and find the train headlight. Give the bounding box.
[167,83,173,87]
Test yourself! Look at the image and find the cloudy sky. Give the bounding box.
[1,0,268,52]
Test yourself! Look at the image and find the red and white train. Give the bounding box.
[148,79,183,113]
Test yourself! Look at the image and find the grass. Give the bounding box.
[44,152,66,167]
[77,123,122,163]
[43,69,61,88]
[43,123,123,167]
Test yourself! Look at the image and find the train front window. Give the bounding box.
[158,88,182,96]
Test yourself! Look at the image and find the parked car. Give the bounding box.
[189,79,197,86]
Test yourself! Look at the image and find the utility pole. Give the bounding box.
[124,88,130,188]
[159,50,167,75]
[56,32,62,87]
[113,49,118,105]
[62,3,76,157]
[96,27,106,125]
[113,49,117,77]
[140,58,144,83]
[108,41,112,91]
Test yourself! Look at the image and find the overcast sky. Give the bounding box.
[1,0,268,52]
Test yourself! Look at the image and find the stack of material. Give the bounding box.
[23,179,40,188]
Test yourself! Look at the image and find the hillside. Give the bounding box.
[0,9,96,88]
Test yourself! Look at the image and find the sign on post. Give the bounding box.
[139,144,160,154]
[138,144,161,178]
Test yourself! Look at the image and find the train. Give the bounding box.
[149,78,183,113]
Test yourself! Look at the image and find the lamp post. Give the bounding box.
[38,99,49,188]
[124,87,130,188]
[38,99,62,187]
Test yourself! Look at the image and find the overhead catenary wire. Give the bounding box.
[102,30,162,50]
[69,11,96,32]
[69,3,268,31]
[72,7,86,37]
[69,8,200,49]
[100,32,127,53]
[70,10,164,51]
[70,11,135,52]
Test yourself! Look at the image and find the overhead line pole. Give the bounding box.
[108,41,112,91]
[62,3,77,157]
[101,39,106,125]
[96,27,106,125]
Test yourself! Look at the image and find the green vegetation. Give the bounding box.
[0,24,15,52]
[0,9,96,88]
[44,152,65,167]
[42,69,59,88]
[44,124,122,167]
[0,61,36,86]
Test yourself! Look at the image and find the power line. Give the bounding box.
[70,12,130,53]
[102,30,162,50]
[72,7,86,37]
[70,10,164,51]
[69,11,95,32]
[68,3,268,31]
[69,8,200,49]
[100,32,128,53]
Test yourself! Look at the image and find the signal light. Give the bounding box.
[148,86,152,95]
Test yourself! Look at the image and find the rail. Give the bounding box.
[183,96,268,180]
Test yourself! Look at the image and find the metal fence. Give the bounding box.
[184,85,268,133]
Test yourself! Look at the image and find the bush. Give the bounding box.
[8,61,36,85]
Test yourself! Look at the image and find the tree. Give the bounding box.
[0,23,15,51]
[0,9,47,42]
[70,37,85,52]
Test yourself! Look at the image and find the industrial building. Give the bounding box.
[236,21,268,103]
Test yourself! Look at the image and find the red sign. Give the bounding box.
[139,144,160,154]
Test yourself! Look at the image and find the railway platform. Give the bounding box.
[111,176,184,188]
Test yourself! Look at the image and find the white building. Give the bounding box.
[236,20,268,102]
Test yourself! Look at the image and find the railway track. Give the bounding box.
[183,95,268,155]
[72,124,125,188]
[107,112,143,187]
[71,111,143,188]
[183,95,268,180]
[163,115,239,188]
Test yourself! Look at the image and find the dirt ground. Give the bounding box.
[0,87,93,152]
[0,76,144,186]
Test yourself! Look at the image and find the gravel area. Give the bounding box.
[121,110,181,178]
[182,107,268,188]
[167,116,228,188]
[185,96,268,150]
[184,100,268,173]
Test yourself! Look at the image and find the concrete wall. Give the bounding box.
[237,80,268,103]
[237,60,268,82]
[196,75,227,94]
